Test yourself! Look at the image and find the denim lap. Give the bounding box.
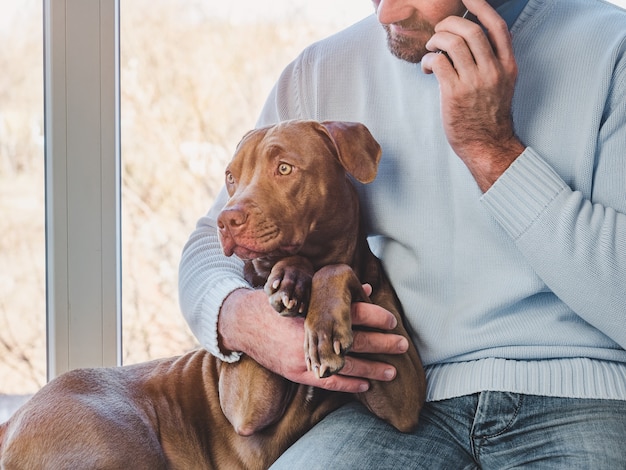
[269,393,626,469]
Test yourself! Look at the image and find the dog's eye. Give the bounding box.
[278,163,293,176]
[225,171,235,185]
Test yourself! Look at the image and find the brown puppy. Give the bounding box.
[217,120,425,432]
[0,120,425,470]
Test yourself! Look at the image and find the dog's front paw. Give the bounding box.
[304,317,353,378]
[264,258,313,316]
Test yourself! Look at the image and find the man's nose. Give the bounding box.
[373,0,414,25]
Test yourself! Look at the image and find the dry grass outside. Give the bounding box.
[0,0,46,394]
[0,171,46,394]
[0,0,369,394]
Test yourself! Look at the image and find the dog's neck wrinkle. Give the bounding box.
[297,239,354,270]
[301,210,359,270]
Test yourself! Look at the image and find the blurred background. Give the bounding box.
[0,0,371,397]
[2,0,626,401]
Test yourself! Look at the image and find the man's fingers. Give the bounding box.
[294,344,404,393]
[351,300,397,330]
[300,284,408,394]
[340,356,397,382]
[361,283,373,297]
[461,0,514,63]
[311,373,371,393]
[351,330,409,355]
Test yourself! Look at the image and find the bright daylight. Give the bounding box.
[1,0,626,468]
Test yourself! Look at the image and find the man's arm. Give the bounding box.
[218,286,409,393]
[179,191,411,392]
[421,0,626,348]
[421,0,524,191]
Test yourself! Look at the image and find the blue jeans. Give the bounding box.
[270,392,626,469]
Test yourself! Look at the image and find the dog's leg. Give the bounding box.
[356,281,425,432]
[304,261,425,432]
[303,264,362,378]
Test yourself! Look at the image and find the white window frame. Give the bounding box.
[44,0,121,379]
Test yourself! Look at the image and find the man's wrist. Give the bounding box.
[218,288,246,353]
[469,138,526,192]
[218,287,266,354]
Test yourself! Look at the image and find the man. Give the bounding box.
[179,0,626,467]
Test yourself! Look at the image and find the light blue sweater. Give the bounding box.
[179,0,626,401]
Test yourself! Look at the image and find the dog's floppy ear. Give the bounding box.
[319,121,382,183]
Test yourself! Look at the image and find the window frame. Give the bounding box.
[44,0,121,379]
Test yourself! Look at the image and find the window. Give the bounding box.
[0,0,371,402]
[119,0,371,364]
[0,0,371,401]
[0,0,45,396]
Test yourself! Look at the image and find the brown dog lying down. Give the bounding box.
[0,120,425,470]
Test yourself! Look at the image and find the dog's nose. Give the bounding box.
[217,207,248,230]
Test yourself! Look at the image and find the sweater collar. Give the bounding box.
[497,0,531,28]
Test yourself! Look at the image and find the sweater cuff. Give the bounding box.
[481,147,567,240]
[201,277,251,363]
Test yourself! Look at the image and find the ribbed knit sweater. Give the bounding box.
[179,0,626,401]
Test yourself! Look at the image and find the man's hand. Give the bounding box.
[421,0,526,191]
[218,285,409,393]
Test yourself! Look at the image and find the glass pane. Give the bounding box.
[0,0,45,404]
[120,0,626,364]
[120,0,372,363]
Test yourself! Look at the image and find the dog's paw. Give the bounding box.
[265,261,313,316]
[304,320,353,378]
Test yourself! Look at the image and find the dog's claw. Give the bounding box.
[304,329,350,378]
[265,260,312,316]
[281,293,300,312]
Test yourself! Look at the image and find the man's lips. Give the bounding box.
[389,24,415,35]
[388,23,426,39]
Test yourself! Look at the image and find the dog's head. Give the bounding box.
[217,120,381,262]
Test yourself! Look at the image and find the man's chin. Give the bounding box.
[387,37,428,64]
[383,25,429,64]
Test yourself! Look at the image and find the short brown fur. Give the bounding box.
[0,120,425,469]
